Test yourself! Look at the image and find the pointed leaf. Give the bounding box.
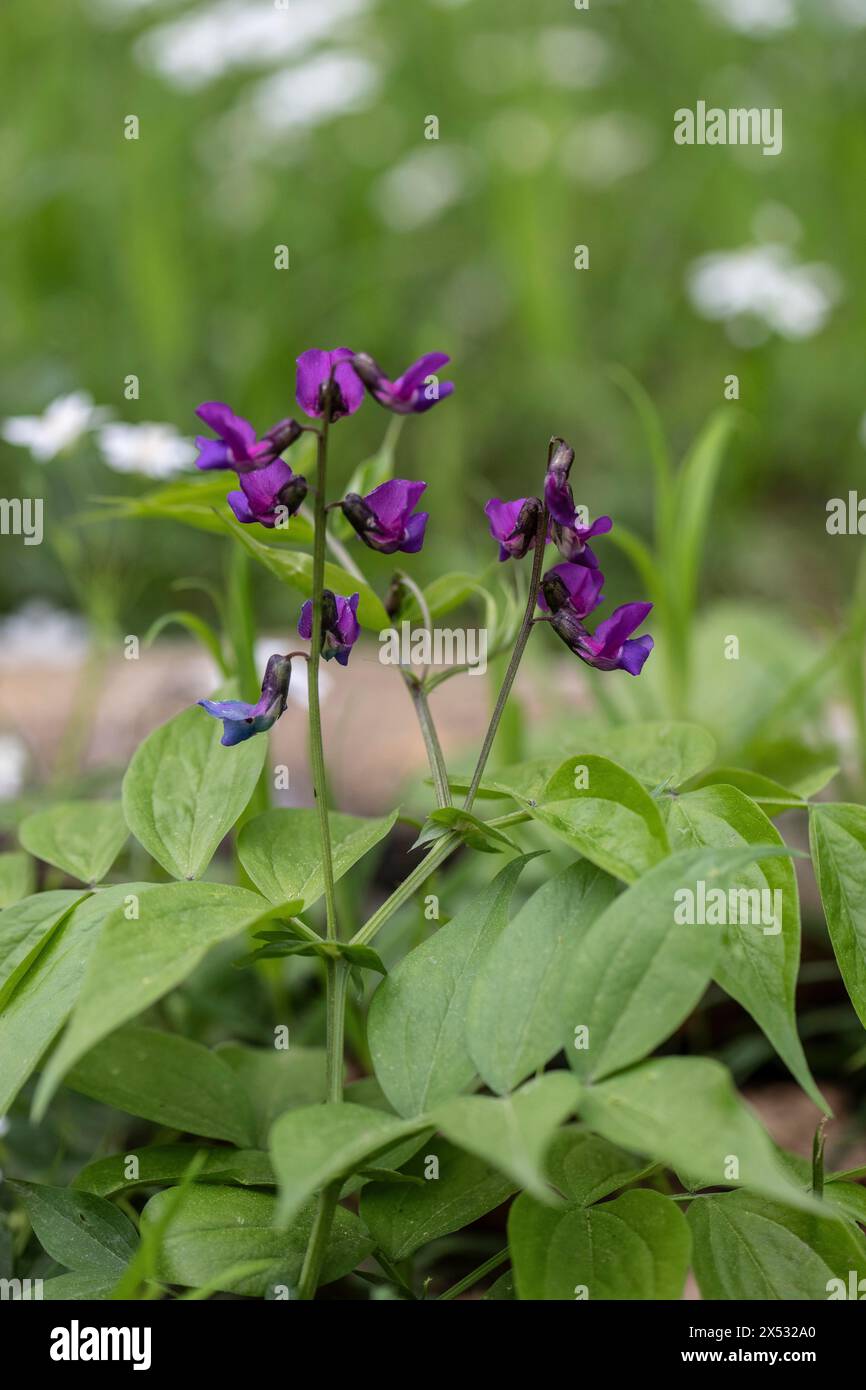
[19,802,128,885]
[238,807,398,910]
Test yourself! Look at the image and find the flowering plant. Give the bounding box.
[2,347,866,1307]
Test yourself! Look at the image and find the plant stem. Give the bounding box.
[297,388,345,1304]
[307,414,339,945]
[407,678,451,808]
[463,505,548,811]
[437,1248,510,1301]
[325,957,348,1103]
[297,1180,340,1301]
[350,832,460,947]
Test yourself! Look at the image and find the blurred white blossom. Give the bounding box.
[537,27,611,89]
[0,735,27,800]
[373,146,469,231]
[98,422,197,478]
[687,244,841,341]
[700,0,797,34]
[0,602,89,668]
[560,114,656,186]
[136,0,370,90]
[2,391,107,462]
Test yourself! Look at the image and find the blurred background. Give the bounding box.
[2,0,866,1206]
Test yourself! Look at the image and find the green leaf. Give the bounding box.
[570,723,717,790]
[368,856,531,1116]
[360,1138,516,1261]
[688,1191,866,1300]
[579,1057,820,1211]
[509,1188,691,1301]
[448,723,716,801]
[269,1102,425,1226]
[414,807,518,854]
[214,1044,328,1147]
[140,1184,372,1298]
[122,704,266,880]
[693,767,806,814]
[809,804,866,1030]
[65,1026,257,1145]
[565,845,794,1084]
[238,807,398,910]
[520,755,670,882]
[432,1073,581,1200]
[38,1273,117,1300]
[222,514,389,630]
[90,473,314,545]
[467,860,619,1094]
[825,1180,866,1227]
[0,889,85,1005]
[0,851,34,907]
[543,1127,657,1205]
[11,1181,137,1277]
[0,883,157,1114]
[73,1146,275,1198]
[665,785,826,1110]
[18,802,128,885]
[33,882,268,1118]
[396,571,484,624]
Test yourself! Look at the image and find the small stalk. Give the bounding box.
[437,1248,510,1301]
[307,408,339,946]
[407,678,452,808]
[463,505,548,811]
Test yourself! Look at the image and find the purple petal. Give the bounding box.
[332,352,365,417]
[199,698,255,720]
[393,352,451,397]
[401,510,429,553]
[537,562,604,618]
[582,515,613,540]
[296,351,331,417]
[195,402,257,459]
[593,602,653,655]
[227,489,255,524]
[239,457,294,514]
[336,593,361,646]
[617,634,654,675]
[195,436,232,471]
[366,478,427,528]
[298,600,313,640]
[485,497,527,543]
[410,379,455,413]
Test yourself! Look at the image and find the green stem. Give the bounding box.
[325,958,348,1103]
[350,832,459,948]
[297,390,345,1304]
[407,678,451,808]
[297,1180,340,1301]
[307,417,339,945]
[437,1248,509,1301]
[463,505,548,811]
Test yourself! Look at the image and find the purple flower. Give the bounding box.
[543,437,577,527]
[195,403,301,474]
[198,654,291,746]
[298,590,360,666]
[227,457,307,528]
[542,575,653,676]
[341,479,429,554]
[296,348,365,422]
[551,513,612,567]
[538,562,605,619]
[485,497,543,561]
[351,352,454,414]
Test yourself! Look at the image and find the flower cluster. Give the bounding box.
[197,346,652,747]
[486,436,653,676]
[197,348,450,742]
